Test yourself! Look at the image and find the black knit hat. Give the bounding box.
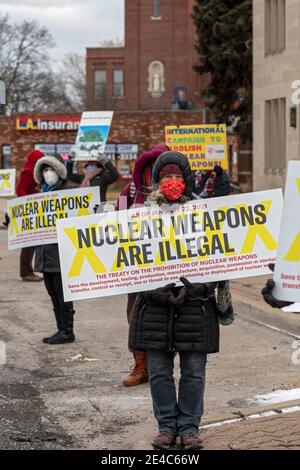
[152,151,193,197]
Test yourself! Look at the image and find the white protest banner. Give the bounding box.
[0,169,16,197]
[273,161,300,302]
[56,189,283,301]
[71,111,114,161]
[7,187,100,250]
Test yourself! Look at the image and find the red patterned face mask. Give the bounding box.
[159,180,186,201]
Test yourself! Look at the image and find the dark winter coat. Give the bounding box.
[129,292,220,353]
[34,179,75,273]
[89,161,119,202]
[195,170,231,198]
[128,151,221,354]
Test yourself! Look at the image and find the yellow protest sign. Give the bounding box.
[165,124,228,171]
[0,169,16,197]
[7,187,100,250]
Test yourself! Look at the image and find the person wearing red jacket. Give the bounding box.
[16,149,44,282]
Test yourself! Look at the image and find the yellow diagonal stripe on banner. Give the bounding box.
[240,200,277,253]
[76,193,93,216]
[284,179,300,261]
[65,226,107,277]
[285,232,300,262]
[1,179,11,189]
[154,212,191,266]
[111,219,142,271]
[200,205,236,260]
[9,206,19,236]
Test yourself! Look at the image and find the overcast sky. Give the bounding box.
[0,0,124,61]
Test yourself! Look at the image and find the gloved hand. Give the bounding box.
[144,283,176,304]
[213,165,223,177]
[3,212,10,228]
[98,155,109,165]
[218,306,235,325]
[261,279,292,309]
[180,277,217,300]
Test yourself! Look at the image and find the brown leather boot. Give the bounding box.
[122,351,149,387]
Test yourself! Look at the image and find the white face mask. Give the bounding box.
[43,169,59,186]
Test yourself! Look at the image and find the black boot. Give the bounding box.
[47,309,75,345]
[43,309,62,344]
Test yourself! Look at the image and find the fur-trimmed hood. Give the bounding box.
[34,154,67,184]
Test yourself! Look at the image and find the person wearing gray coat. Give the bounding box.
[34,154,76,345]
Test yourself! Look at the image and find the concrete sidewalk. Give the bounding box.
[199,276,300,450]
[202,410,300,450]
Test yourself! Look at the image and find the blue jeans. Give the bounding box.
[146,350,207,436]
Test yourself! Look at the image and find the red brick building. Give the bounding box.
[86,0,208,112]
[0,110,206,179]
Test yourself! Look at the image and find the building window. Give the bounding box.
[152,0,161,18]
[265,0,286,55]
[148,61,165,98]
[94,70,107,99]
[113,70,124,97]
[265,98,286,173]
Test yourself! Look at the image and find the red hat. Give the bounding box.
[159,163,183,181]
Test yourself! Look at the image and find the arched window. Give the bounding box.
[148,61,165,98]
[152,0,161,18]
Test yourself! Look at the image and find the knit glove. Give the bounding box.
[180,277,217,300]
[213,165,223,176]
[98,155,109,165]
[262,263,292,309]
[262,280,292,309]
[217,281,235,325]
[144,283,176,304]
[3,212,10,228]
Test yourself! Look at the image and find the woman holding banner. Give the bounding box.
[116,144,169,388]
[128,151,234,450]
[33,154,76,345]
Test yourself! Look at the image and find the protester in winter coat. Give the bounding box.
[129,151,234,450]
[80,155,119,202]
[16,149,45,282]
[116,144,169,388]
[33,154,76,345]
[194,165,231,198]
[66,158,84,185]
